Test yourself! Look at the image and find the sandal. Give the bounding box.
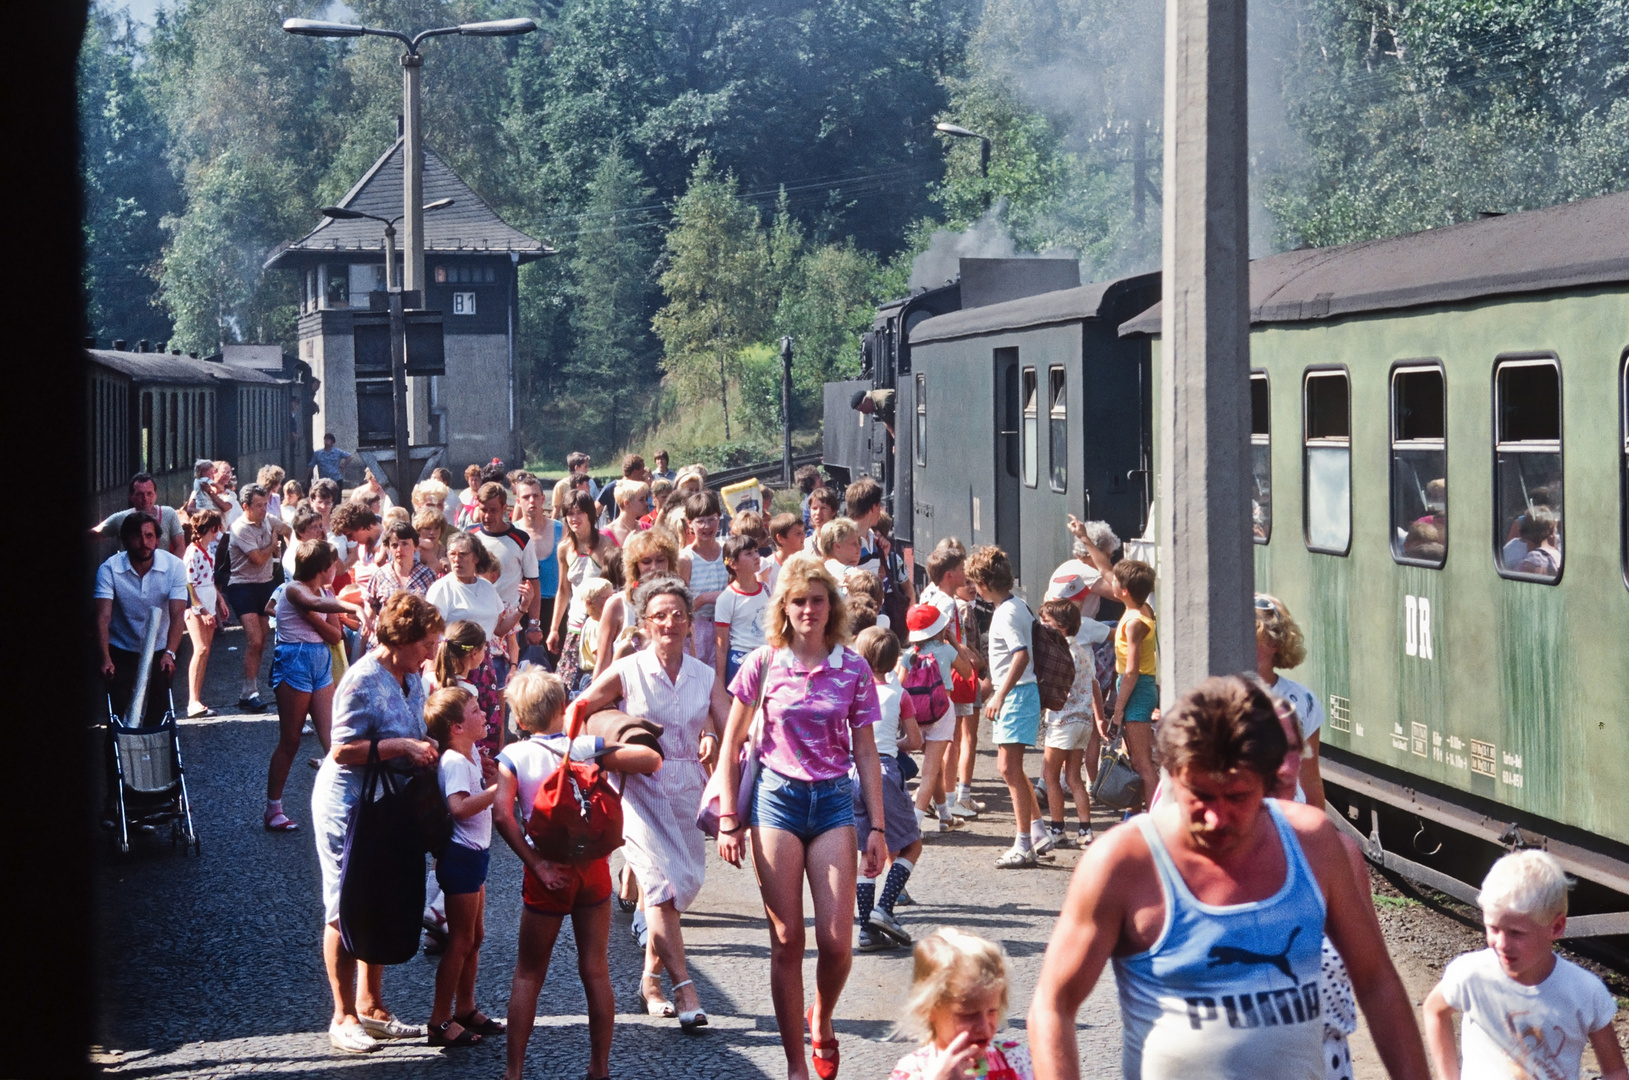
[186,704,216,719]
[615,865,638,913]
[641,971,675,1018]
[263,810,299,832]
[673,980,707,1031]
[427,1019,481,1047]
[455,1010,504,1036]
[807,1005,839,1080]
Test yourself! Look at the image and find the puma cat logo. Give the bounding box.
[1207,926,1302,984]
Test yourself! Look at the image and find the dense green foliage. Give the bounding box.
[79,0,1629,458]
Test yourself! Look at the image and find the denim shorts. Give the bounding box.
[726,646,752,685]
[435,841,490,896]
[1118,675,1158,723]
[751,766,856,841]
[991,682,1042,746]
[271,640,333,693]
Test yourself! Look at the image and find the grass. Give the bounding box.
[1373,894,1421,910]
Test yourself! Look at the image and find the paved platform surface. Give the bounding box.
[94,624,1124,1079]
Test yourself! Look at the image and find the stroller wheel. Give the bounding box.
[118,839,130,855]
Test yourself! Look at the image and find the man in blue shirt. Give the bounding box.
[95,513,189,724]
[308,433,352,484]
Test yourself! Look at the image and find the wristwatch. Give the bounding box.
[163,649,177,660]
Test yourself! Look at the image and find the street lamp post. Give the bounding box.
[935,122,992,211]
[285,17,536,294]
[779,337,794,486]
[321,200,454,499]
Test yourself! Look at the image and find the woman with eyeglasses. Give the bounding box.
[427,532,520,749]
[572,576,729,1029]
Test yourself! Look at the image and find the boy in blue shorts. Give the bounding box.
[966,545,1051,869]
[1424,849,1626,1080]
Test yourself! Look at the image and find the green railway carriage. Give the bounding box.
[1122,193,1629,914]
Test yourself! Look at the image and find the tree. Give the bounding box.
[652,156,770,440]
[567,145,660,450]
[79,5,182,346]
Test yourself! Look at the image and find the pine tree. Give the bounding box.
[651,156,771,441]
[566,145,658,451]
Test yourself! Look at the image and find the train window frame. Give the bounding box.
[915,372,926,467]
[1389,361,1448,569]
[1622,349,1629,592]
[1021,366,1039,489]
[1492,353,1563,585]
[1048,366,1067,493]
[1250,371,1271,545]
[1302,366,1352,557]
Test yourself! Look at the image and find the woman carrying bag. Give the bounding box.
[714,554,888,1080]
[311,592,444,1055]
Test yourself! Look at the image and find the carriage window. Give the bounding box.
[1048,367,1067,493]
[1391,365,1446,567]
[915,373,926,467]
[1304,370,1351,554]
[1494,357,1562,582]
[1022,367,1039,488]
[140,391,153,472]
[1251,372,1271,544]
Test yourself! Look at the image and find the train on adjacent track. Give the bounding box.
[825,192,1629,930]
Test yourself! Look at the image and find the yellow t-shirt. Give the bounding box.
[1114,609,1157,675]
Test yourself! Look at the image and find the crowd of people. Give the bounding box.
[90,444,1625,1080]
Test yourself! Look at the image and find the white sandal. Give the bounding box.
[673,979,708,1031]
[640,971,675,1018]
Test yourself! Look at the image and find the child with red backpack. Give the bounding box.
[903,603,975,834]
[492,667,661,1080]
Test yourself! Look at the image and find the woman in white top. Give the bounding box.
[547,490,617,691]
[1254,592,1326,807]
[677,490,728,666]
[427,533,519,747]
[591,528,680,680]
[573,576,730,1029]
[182,510,230,718]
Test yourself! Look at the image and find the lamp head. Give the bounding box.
[457,18,537,36]
[283,18,367,37]
[423,198,455,212]
[320,206,367,220]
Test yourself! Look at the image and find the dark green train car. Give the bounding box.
[907,274,1159,591]
[1124,193,1629,916]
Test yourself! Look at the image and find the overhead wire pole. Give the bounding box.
[1157,0,1256,697]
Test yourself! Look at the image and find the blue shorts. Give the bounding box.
[271,640,333,693]
[752,767,855,841]
[991,682,1042,746]
[226,580,277,621]
[726,646,752,685]
[1118,675,1158,723]
[436,842,490,895]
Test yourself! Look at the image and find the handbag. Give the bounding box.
[1090,729,1145,812]
[406,764,455,858]
[338,741,427,965]
[696,648,775,837]
[526,702,625,863]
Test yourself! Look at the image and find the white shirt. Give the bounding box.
[1438,948,1617,1080]
[872,676,907,753]
[95,549,189,652]
[988,596,1036,687]
[496,733,605,826]
[715,581,770,654]
[426,574,505,639]
[1269,674,1325,740]
[96,506,185,551]
[219,489,243,530]
[471,524,539,609]
[440,748,492,850]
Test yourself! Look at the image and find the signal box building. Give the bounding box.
[266,138,551,480]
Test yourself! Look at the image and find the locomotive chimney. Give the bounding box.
[113,339,127,351]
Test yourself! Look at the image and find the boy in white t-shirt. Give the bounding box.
[713,534,768,689]
[966,545,1049,869]
[850,627,924,954]
[1424,850,1626,1080]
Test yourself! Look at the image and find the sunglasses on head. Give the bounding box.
[1254,595,1276,611]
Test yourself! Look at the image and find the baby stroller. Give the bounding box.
[105,618,198,856]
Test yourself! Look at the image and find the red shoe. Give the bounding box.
[806,1004,839,1080]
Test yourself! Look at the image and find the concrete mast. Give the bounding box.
[1157,0,1255,698]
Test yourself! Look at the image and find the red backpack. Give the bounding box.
[526,703,625,863]
[902,648,951,725]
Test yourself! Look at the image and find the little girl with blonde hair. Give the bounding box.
[889,928,1032,1080]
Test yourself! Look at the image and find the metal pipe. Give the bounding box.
[780,337,794,486]
[401,53,425,295]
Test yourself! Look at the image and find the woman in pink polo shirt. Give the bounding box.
[716,554,887,1080]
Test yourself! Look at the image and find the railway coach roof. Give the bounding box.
[1118,188,1629,336]
[87,349,287,386]
[909,274,1156,344]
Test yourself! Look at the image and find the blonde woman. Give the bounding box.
[610,479,651,547]
[1255,592,1325,808]
[716,554,887,1080]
